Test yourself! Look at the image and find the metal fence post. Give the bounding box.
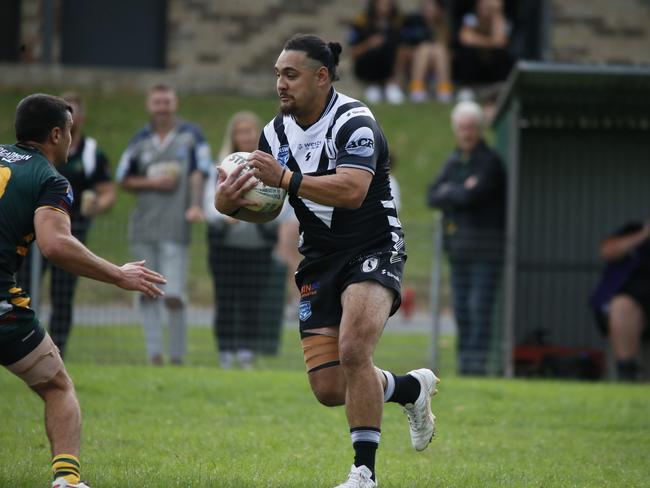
[429,213,443,371]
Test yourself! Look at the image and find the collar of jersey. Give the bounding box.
[292,87,338,131]
[15,142,44,156]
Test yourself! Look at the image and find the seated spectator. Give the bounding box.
[204,111,281,369]
[400,0,453,103]
[591,221,650,381]
[349,0,406,104]
[427,101,506,375]
[453,0,514,85]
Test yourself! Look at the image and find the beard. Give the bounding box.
[279,99,297,115]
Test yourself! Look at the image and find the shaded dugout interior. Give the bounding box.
[493,62,650,376]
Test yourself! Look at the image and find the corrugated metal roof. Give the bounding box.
[493,61,650,125]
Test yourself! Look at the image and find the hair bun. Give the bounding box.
[328,42,342,64]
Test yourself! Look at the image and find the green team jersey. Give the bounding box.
[0,143,73,301]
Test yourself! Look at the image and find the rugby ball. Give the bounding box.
[219,151,287,213]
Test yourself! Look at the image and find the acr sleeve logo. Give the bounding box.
[344,127,375,158]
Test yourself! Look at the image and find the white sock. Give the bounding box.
[382,370,395,403]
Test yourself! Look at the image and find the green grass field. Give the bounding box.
[2,328,650,487]
[2,356,649,487]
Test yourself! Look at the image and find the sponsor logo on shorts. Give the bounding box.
[278,144,290,166]
[381,269,400,282]
[389,251,403,264]
[299,300,312,321]
[361,257,379,273]
[300,282,320,298]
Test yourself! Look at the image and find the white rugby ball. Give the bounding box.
[219,151,287,213]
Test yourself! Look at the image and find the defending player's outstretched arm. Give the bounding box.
[34,207,166,298]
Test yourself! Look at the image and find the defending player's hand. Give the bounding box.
[215,163,258,215]
[116,260,167,298]
[247,150,283,188]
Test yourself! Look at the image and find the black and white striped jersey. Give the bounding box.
[259,88,404,258]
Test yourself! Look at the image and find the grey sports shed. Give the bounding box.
[492,62,650,377]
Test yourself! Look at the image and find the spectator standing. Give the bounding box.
[591,221,650,381]
[427,100,505,375]
[454,0,513,85]
[204,111,281,369]
[348,0,407,104]
[400,0,454,103]
[117,84,211,365]
[17,92,116,359]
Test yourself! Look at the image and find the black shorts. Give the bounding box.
[619,277,650,340]
[0,304,46,366]
[594,275,650,340]
[295,240,406,336]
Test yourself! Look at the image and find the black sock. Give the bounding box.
[350,427,380,481]
[617,359,639,381]
[388,373,421,405]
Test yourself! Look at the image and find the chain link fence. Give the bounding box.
[20,214,458,373]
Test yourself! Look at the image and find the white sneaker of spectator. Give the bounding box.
[456,87,475,102]
[364,85,383,104]
[436,81,454,104]
[237,349,255,370]
[409,90,428,103]
[219,350,235,369]
[436,90,454,104]
[385,83,405,105]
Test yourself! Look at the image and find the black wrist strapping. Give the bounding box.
[288,171,303,197]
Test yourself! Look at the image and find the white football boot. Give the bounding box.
[403,368,440,451]
[52,478,91,488]
[333,465,377,488]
